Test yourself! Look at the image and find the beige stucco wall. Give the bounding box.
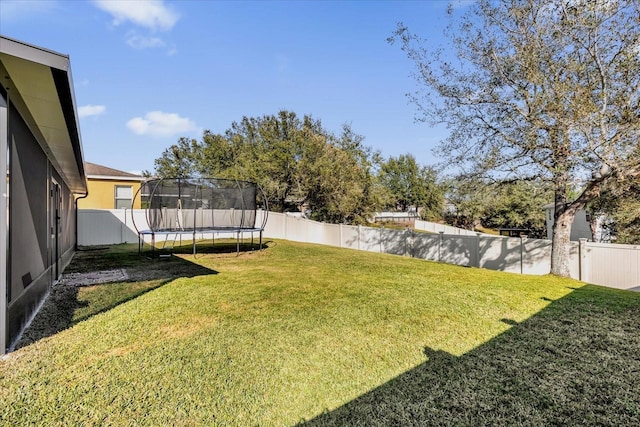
[77,179,142,209]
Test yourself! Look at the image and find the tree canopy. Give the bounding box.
[588,166,640,244]
[480,181,552,239]
[391,0,640,276]
[379,154,443,220]
[153,111,386,224]
[444,177,551,238]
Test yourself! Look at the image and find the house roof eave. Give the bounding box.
[0,36,87,194]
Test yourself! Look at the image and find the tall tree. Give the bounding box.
[327,124,387,224]
[153,111,384,223]
[481,180,553,238]
[299,133,367,223]
[379,154,443,220]
[391,0,640,276]
[155,112,313,212]
[443,175,494,231]
[154,137,199,178]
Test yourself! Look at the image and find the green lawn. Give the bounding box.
[2,240,639,426]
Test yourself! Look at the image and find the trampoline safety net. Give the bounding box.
[136,178,262,232]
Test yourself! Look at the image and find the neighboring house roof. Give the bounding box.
[85,162,145,182]
[0,35,87,194]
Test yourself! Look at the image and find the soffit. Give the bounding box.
[0,37,86,194]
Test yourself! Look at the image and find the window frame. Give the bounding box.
[114,185,133,209]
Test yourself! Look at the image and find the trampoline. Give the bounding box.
[132,177,268,256]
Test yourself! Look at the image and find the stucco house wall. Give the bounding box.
[1,36,87,353]
[77,163,144,210]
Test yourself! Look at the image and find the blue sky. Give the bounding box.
[1,0,464,175]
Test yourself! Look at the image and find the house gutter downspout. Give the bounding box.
[74,190,88,250]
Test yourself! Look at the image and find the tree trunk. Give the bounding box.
[550,207,577,277]
[549,168,618,276]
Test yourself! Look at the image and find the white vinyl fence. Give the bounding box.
[78,209,145,245]
[76,209,242,246]
[414,219,487,236]
[78,209,640,291]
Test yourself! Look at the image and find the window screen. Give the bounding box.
[115,185,133,209]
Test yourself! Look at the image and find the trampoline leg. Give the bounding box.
[193,231,196,256]
[237,231,240,256]
[260,230,263,250]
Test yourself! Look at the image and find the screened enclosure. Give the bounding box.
[133,178,267,255]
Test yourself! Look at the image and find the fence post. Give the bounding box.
[284,214,288,240]
[405,228,410,257]
[579,238,588,281]
[476,232,481,267]
[121,209,128,243]
[438,231,444,262]
[520,235,526,274]
[358,225,361,250]
[407,228,415,258]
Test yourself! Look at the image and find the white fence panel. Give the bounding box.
[586,242,640,289]
[340,225,360,250]
[359,227,383,253]
[414,220,437,234]
[283,216,307,243]
[413,234,440,261]
[479,236,521,274]
[380,228,407,256]
[261,211,285,239]
[414,220,482,236]
[78,209,139,245]
[440,235,478,267]
[304,218,326,245]
[323,223,341,248]
[522,238,552,275]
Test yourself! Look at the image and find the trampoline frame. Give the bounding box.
[137,228,265,257]
[132,177,268,256]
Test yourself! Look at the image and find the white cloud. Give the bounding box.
[126,111,197,137]
[126,32,165,49]
[93,0,179,31]
[166,44,178,56]
[78,104,106,118]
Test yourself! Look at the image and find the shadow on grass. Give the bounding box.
[139,238,269,259]
[70,279,172,325]
[302,285,640,426]
[14,244,229,350]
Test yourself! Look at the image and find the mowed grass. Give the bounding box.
[1,240,639,426]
